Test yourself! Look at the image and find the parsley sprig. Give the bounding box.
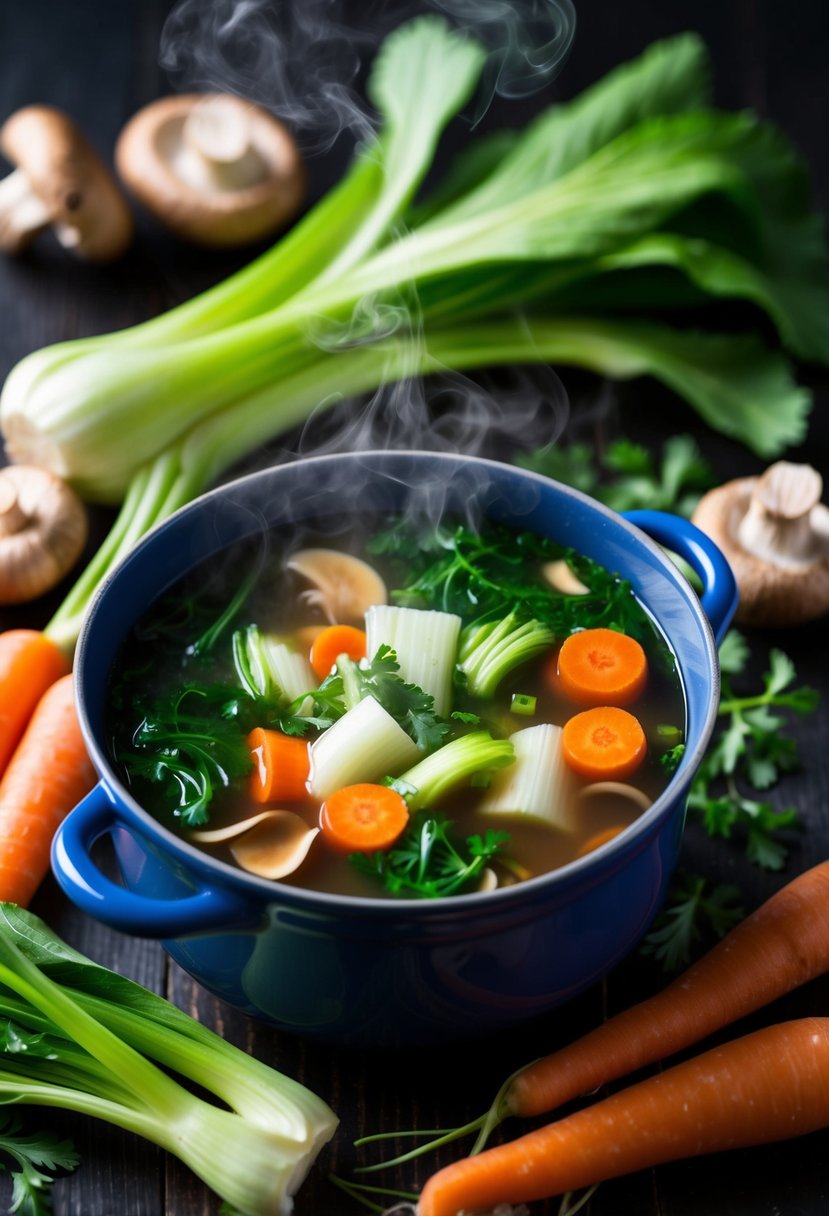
[0,1112,79,1216]
[350,814,509,898]
[641,872,745,973]
[688,632,817,870]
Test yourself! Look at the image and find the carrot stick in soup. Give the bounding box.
[0,673,95,906]
[418,1018,829,1216]
[247,727,309,803]
[0,629,69,776]
[309,624,367,680]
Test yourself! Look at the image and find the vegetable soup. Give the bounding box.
[107,515,685,899]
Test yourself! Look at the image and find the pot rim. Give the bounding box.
[74,449,719,916]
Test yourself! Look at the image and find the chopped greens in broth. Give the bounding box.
[108,517,685,899]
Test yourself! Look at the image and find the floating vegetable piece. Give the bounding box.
[0,105,133,260]
[478,867,499,892]
[0,466,88,604]
[577,825,627,858]
[232,812,319,880]
[192,809,319,880]
[561,706,647,782]
[542,559,590,596]
[578,781,653,812]
[115,93,305,248]
[557,628,648,707]
[286,548,388,626]
[692,461,829,626]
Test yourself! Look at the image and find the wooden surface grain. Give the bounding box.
[1,1,828,1213]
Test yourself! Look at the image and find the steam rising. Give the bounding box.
[159,0,578,474]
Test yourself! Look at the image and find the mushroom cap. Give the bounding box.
[0,105,133,261]
[115,93,305,248]
[286,548,388,626]
[692,471,829,628]
[0,465,88,603]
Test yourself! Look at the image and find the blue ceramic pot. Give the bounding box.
[52,451,737,1048]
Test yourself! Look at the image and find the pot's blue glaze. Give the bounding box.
[52,452,736,1047]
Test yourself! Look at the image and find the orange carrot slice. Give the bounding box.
[0,673,95,906]
[320,783,409,854]
[561,706,646,781]
[247,727,310,803]
[0,629,69,777]
[309,624,367,680]
[577,825,627,858]
[556,627,647,707]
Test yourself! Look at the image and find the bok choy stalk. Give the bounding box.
[4,22,828,654]
[0,903,337,1215]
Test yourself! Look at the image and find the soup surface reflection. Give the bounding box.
[108,515,686,899]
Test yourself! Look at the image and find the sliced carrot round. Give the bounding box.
[557,627,648,707]
[247,727,310,803]
[309,624,367,680]
[320,783,409,854]
[562,706,647,782]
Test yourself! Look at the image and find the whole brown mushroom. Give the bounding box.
[0,106,133,261]
[691,461,829,627]
[0,466,88,603]
[115,93,305,248]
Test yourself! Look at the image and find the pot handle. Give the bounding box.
[623,509,738,645]
[51,783,259,937]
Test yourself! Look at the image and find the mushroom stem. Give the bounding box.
[737,461,827,568]
[0,480,27,536]
[0,168,54,253]
[177,97,269,193]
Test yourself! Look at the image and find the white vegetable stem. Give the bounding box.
[307,694,420,799]
[365,604,461,718]
[479,723,576,830]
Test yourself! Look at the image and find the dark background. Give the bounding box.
[1,1,828,1213]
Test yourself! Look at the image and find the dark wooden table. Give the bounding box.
[1,1,828,1213]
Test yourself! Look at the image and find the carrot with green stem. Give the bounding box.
[358,859,829,1168]
[0,672,95,906]
[417,1017,829,1216]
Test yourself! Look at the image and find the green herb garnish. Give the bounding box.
[350,814,509,899]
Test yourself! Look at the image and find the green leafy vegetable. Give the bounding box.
[0,25,822,654]
[0,1113,79,1216]
[370,517,651,642]
[350,814,509,898]
[0,905,337,1215]
[641,871,745,972]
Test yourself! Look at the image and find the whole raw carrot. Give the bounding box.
[418,1018,829,1216]
[502,860,829,1123]
[0,672,96,906]
[0,629,69,776]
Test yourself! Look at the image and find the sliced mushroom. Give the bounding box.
[542,558,590,596]
[115,93,305,248]
[0,106,133,260]
[286,548,387,626]
[578,781,653,812]
[692,461,829,627]
[191,810,319,881]
[0,466,88,603]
